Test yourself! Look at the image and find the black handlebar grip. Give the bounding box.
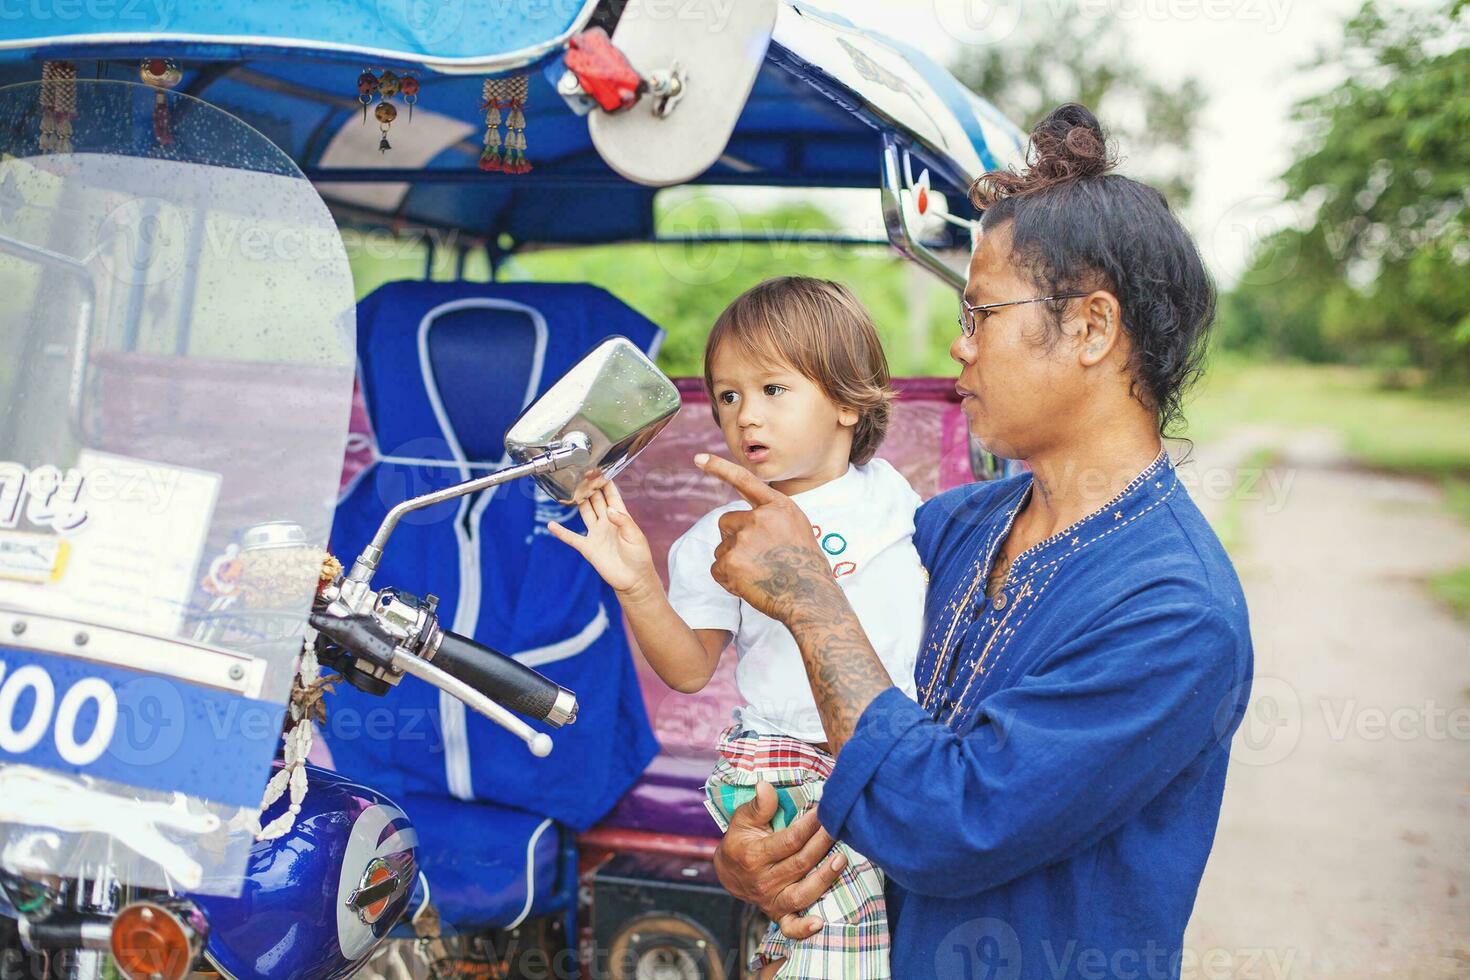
[310,612,398,670]
[432,630,578,728]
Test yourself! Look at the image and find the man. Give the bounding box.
[696,104,1253,979]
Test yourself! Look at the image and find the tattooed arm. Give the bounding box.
[699,455,893,755]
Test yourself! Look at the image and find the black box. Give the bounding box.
[584,852,765,980]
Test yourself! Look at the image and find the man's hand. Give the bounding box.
[713,781,847,940]
[696,453,894,755]
[694,454,838,624]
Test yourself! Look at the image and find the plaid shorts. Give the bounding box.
[704,726,890,979]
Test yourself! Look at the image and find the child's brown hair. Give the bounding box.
[703,277,894,465]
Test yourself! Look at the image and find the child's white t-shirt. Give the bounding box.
[666,459,925,742]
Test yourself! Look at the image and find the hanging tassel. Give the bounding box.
[152,95,172,146]
[505,74,531,174]
[139,59,182,148]
[479,125,503,172]
[39,61,78,154]
[479,77,506,172]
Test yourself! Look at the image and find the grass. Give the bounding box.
[1430,478,1470,620]
[1183,355,1470,479]
[1185,356,1470,620]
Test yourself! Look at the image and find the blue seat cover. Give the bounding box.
[328,281,661,834]
[402,794,562,931]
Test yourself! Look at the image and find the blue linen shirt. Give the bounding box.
[818,452,1253,980]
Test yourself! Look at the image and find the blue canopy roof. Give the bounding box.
[0,2,1023,250]
[0,0,600,74]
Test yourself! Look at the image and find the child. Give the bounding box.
[549,277,925,979]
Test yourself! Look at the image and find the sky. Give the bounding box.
[802,0,1373,286]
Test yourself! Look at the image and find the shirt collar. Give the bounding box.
[786,463,857,507]
[1002,448,1177,583]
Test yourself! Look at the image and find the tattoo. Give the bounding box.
[752,547,848,627]
[986,554,1011,598]
[753,546,892,754]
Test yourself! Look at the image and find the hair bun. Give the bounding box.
[1028,103,1112,181]
[970,102,1115,208]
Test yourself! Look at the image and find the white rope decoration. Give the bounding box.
[253,634,324,841]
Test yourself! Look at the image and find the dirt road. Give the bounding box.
[1178,430,1470,979]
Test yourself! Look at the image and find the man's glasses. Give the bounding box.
[957,292,1088,338]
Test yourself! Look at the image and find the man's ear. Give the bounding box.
[837,405,860,428]
[1075,290,1124,368]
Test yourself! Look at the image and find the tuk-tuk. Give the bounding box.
[0,3,1023,977]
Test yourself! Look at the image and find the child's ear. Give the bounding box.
[837,405,860,428]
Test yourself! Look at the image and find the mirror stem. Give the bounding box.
[346,432,591,589]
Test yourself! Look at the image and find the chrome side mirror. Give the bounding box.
[344,336,679,588]
[505,336,681,505]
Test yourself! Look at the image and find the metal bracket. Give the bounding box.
[646,62,685,118]
[0,607,268,696]
[880,134,966,293]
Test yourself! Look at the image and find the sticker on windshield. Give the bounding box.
[0,462,88,535]
[0,530,69,584]
[0,452,221,638]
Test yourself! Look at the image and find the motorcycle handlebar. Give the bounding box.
[430,631,578,728]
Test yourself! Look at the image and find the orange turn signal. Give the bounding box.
[110,902,200,980]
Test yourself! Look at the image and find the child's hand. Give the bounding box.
[548,482,658,600]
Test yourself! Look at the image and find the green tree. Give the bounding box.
[1213,227,1344,363]
[948,15,1205,206]
[1223,0,1470,376]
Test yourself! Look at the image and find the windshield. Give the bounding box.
[0,80,355,894]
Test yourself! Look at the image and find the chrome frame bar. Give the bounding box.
[879,133,967,293]
[0,232,99,442]
[346,433,591,587]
